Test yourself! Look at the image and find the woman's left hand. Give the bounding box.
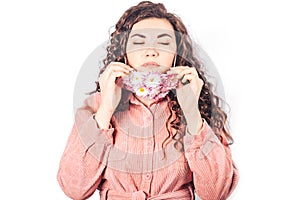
[168,66,204,110]
[167,66,204,134]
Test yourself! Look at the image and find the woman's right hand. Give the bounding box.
[95,62,133,129]
[97,62,133,114]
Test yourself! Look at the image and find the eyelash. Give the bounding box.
[133,42,145,45]
[158,42,170,45]
[132,42,170,45]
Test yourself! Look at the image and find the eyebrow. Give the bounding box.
[130,34,146,38]
[130,33,173,38]
[157,33,172,38]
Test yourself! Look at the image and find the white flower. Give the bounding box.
[135,86,149,97]
[144,73,161,87]
[130,71,145,85]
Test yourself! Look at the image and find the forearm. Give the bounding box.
[95,104,114,129]
[182,106,203,135]
[58,93,114,199]
[189,143,235,199]
[184,120,239,199]
[57,124,110,199]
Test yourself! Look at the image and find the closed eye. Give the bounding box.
[133,42,145,45]
[158,42,170,45]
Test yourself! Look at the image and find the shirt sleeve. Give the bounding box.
[184,119,239,200]
[57,92,114,200]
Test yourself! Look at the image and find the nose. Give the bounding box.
[145,48,158,57]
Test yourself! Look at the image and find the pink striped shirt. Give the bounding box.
[57,92,239,200]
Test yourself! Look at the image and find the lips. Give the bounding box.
[142,62,160,67]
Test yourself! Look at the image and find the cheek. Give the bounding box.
[127,52,141,66]
[159,52,176,66]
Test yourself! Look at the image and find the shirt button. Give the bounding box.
[145,173,152,181]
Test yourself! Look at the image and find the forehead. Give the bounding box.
[130,18,175,35]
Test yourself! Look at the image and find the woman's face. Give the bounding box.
[126,18,177,73]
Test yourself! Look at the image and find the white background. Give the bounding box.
[1,0,299,199]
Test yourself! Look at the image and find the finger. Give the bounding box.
[100,71,129,84]
[111,71,130,79]
[167,66,187,74]
[176,70,193,80]
[109,64,132,72]
[172,66,190,70]
[100,69,128,83]
[167,66,193,76]
[166,70,178,75]
[110,62,134,71]
[176,68,197,79]
[181,74,196,84]
[105,65,132,77]
[108,65,133,74]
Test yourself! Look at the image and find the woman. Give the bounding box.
[57,1,239,199]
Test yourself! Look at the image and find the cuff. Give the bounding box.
[184,119,220,158]
[76,115,114,161]
[92,114,114,143]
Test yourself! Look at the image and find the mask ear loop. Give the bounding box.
[172,55,177,67]
[124,55,128,65]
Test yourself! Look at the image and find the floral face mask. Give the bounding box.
[120,70,179,100]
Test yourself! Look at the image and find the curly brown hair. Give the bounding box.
[91,1,233,148]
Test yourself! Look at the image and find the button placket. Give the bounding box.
[140,101,156,192]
